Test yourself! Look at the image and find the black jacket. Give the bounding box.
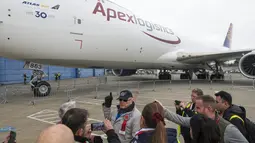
[74,135,103,143]
[106,129,121,143]
[223,104,248,140]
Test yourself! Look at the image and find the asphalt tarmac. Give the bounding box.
[0,73,254,143]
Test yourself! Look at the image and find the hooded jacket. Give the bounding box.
[223,104,248,140]
[130,128,179,143]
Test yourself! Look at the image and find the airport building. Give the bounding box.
[0,57,105,84]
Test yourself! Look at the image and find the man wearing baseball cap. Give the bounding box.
[214,91,248,140]
[102,90,141,143]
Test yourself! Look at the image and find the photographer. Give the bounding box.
[61,108,103,143]
[102,90,141,143]
[175,88,203,143]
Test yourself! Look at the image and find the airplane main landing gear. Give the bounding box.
[196,69,209,80]
[210,73,225,81]
[206,61,225,81]
[158,70,171,80]
[180,70,193,80]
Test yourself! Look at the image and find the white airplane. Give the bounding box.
[0,0,255,96]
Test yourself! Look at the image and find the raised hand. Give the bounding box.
[104,92,113,108]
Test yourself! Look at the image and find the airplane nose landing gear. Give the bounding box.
[24,62,52,97]
[33,81,51,97]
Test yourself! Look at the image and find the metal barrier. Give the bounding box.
[30,75,255,105]
[0,86,8,104]
[1,74,255,105]
[29,85,64,105]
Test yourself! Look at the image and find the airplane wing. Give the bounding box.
[176,49,254,64]
[177,23,255,65]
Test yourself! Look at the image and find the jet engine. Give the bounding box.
[112,69,137,76]
[238,51,255,79]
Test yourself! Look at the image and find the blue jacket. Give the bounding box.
[130,128,178,143]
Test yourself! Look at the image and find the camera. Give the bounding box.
[175,100,181,105]
[91,122,104,131]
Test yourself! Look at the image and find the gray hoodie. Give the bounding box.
[163,108,248,143]
[102,103,141,143]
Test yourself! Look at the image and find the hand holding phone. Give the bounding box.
[91,122,104,131]
[103,119,113,132]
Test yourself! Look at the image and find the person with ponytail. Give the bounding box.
[130,101,178,143]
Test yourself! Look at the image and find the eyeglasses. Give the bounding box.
[119,99,128,102]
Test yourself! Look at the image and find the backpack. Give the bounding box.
[244,118,255,143]
[236,106,255,143]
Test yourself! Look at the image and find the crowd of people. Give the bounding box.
[3,88,255,143]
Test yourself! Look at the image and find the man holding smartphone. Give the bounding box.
[175,88,203,143]
[102,90,141,143]
[61,108,103,143]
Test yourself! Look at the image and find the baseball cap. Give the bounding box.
[117,90,133,100]
[214,91,232,105]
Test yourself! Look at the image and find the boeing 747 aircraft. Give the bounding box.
[0,0,254,96]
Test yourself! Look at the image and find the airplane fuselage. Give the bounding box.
[0,0,224,70]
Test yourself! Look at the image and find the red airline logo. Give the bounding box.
[93,1,181,45]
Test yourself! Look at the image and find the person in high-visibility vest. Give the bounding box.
[175,88,203,143]
[214,91,249,141]
[57,72,61,80]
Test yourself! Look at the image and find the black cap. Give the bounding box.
[214,91,232,105]
[117,90,133,100]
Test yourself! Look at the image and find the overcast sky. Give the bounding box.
[110,0,255,50]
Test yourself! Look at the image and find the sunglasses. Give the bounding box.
[119,99,128,102]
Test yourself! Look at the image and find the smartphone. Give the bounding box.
[91,122,104,131]
[175,100,181,105]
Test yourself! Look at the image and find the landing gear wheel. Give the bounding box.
[180,73,192,80]
[159,72,171,80]
[210,74,225,81]
[197,74,207,79]
[33,81,51,97]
